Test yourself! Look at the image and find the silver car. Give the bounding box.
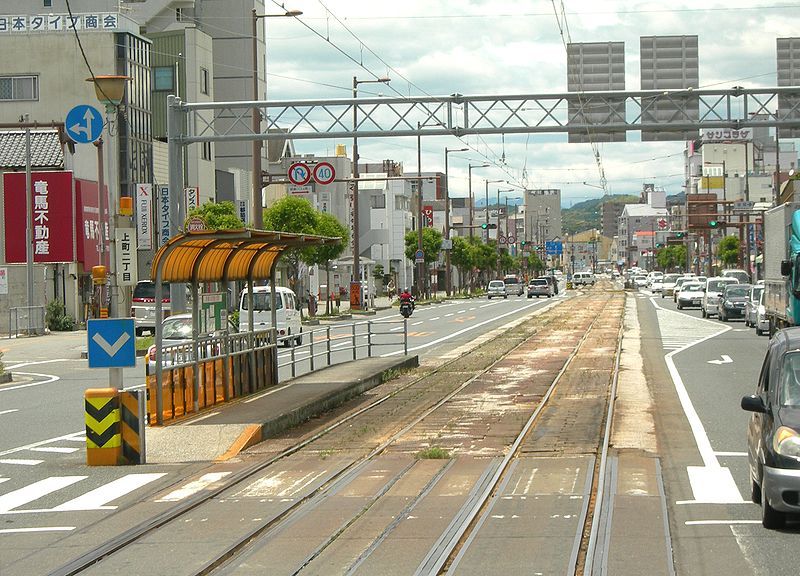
[487,280,507,299]
[745,284,765,328]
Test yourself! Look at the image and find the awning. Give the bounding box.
[151,229,340,283]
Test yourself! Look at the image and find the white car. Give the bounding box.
[661,273,682,298]
[676,282,705,309]
[701,277,740,318]
[487,280,507,299]
[755,289,769,336]
[633,275,649,289]
[650,278,664,293]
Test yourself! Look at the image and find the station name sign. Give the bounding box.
[0,13,120,33]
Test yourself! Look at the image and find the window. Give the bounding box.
[0,75,38,101]
[44,0,52,6]
[200,67,209,95]
[153,67,173,91]
[370,194,385,209]
[201,141,212,161]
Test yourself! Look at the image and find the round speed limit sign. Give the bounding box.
[313,161,336,185]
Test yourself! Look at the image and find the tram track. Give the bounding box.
[48,286,625,576]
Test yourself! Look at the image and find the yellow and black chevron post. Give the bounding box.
[85,388,121,466]
[120,390,143,465]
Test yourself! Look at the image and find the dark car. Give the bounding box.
[741,327,800,528]
[717,283,751,322]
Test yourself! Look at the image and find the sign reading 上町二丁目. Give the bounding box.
[115,228,138,286]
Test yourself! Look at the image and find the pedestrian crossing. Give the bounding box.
[653,299,729,351]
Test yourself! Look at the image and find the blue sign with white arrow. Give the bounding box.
[66,104,103,144]
[87,318,136,368]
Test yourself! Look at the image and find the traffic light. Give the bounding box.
[709,220,721,228]
[480,223,497,229]
[675,232,685,239]
[521,240,527,246]
[655,243,664,248]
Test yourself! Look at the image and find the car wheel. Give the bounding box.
[677,303,683,310]
[295,329,303,346]
[751,478,762,504]
[503,295,507,299]
[762,482,785,529]
[701,308,707,318]
[756,326,763,336]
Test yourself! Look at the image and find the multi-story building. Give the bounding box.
[524,189,562,247]
[618,204,669,269]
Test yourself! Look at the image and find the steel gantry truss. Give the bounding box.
[169,86,800,146]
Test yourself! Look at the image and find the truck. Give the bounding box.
[763,202,800,335]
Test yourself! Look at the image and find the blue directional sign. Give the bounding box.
[66,104,103,144]
[87,318,136,368]
[545,241,563,255]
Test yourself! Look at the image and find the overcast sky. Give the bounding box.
[259,1,800,207]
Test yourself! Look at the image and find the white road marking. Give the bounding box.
[685,520,761,525]
[0,372,60,391]
[715,451,747,457]
[0,476,86,513]
[390,326,404,332]
[0,431,85,457]
[0,526,74,534]
[457,310,466,313]
[156,472,232,502]
[429,317,440,321]
[0,459,43,466]
[445,313,454,317]
[244,383,295,403]
[51,473,167,511]
[412,321,423,326]
[30,447,80,454]
[0,409,19,416]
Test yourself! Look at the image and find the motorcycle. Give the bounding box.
[399,300,414,318]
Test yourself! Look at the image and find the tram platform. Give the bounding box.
[145,354,419,463]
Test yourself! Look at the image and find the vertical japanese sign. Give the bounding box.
[135,183,152,250]
[184,187,199,212]
[159,185,171,247]
[115,228,138,286]
[237,199,249,226]
[3,171,74,263]
[423,205,434,228]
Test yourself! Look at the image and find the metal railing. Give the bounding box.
[8,306,45,338]
[146,318,408,424]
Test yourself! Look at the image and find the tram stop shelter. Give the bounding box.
[149,229,340,425]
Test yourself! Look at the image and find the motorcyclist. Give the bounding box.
[399,288,415,310]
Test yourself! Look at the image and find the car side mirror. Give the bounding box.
[781,259,793,276]
[741,394,767,413]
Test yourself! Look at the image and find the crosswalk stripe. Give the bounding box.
[0,526,75,534]
[0,459,44,466]
[51,473,167,511]
[30,447,80,454]
[0,476,86,513]
[155,472,231,502]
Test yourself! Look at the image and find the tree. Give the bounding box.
[527,252,545,275]
[451,236,475,293]
[263,196,321,295]
[188,200,245,229]
[404,228,443,296]
[303,211,348,315]
[656,245,687,271]
[718,235,740,266]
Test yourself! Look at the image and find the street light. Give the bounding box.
[251,8,302,230]
[87,74,129,319]
[468,163,490,238]
[496,188,514,273]
[444,146,468,295]
[352,75,390,308]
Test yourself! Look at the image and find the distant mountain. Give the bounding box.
[561,194,639,235]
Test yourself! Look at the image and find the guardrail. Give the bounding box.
[8,306,45,337]
[146,318,408,425]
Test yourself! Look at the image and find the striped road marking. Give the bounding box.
[155,472,232,502]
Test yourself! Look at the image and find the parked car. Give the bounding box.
[487,280,507,299]
[661,273,683,299]
[701,276,740,318]
[503,275,525,296]
[741,327,800,527]
[717,283,752,321]
[745,284,766,328]
[676,281,705,309]
[755,289,770,336]
[238,285,302,346]
[527,278,554,298]
[145,313,226,373]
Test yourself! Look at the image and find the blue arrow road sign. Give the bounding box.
[66,104,103,144]
[87,318,136,368]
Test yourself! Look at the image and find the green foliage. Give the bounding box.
[45,300,75,331]
[263,196,318,234]
[527,251,545,273]
[188,201,244,229]
[416,446,451,459]
[404,228,443,265]
[498,251,514,274]
[719,235,740,265]
[304,211,348,268]
[656,245,687,271]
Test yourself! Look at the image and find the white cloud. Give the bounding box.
[263,1,800,206]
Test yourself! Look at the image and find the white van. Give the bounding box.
[573,272,595,286]
[238,286,302,345]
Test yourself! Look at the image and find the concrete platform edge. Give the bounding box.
[257,355,419,441]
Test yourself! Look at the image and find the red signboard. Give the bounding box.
[75,178,106,269]
[423,205,434,228]
[3,171,76,263]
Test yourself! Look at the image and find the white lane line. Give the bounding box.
[0,459,43,466]
[30,447,80,454]
[412,321,423,326]
[155,472,232,502]
[51,473,168,511]
[469,307,477,311]
[244,382,295,403]
[390,326,404,332]
[0,526,75,534]
[0,476,86,513]
[457,309,466,314]
[685,520,761,525]
[0,431,85,457]
[0,372,60,392]
[4,359,78,370]
[444,313,454,317]
[0,409,19,416]
[179,411,220,423]
[429,317,440,321]
[715,451,747,457]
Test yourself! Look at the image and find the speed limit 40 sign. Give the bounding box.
[313,162,336,185]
